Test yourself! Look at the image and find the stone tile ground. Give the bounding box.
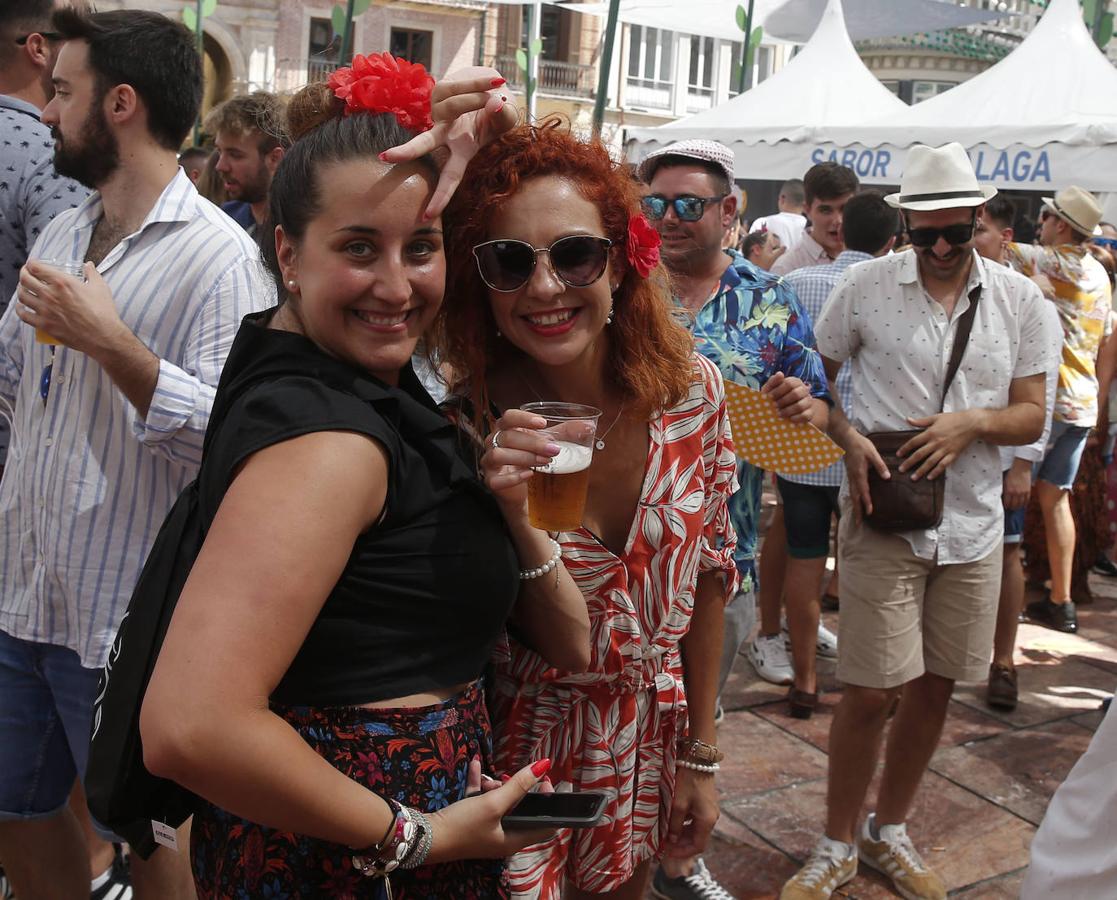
[668,518,1117,898]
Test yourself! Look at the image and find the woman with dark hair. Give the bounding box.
[433,120,740,899]
[139,61,590,898]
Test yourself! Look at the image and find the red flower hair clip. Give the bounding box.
[328,53,435,132]
[626,213,661,278]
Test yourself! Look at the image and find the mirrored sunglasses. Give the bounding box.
[640,194,726,222]
[472,236,613,293]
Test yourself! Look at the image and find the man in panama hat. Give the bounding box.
[781,143,1058,900]
[1002,186,1113,637]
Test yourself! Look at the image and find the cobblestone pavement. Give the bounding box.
[691,567,1116,900]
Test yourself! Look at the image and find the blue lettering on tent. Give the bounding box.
[973,151,989,181]
[990,152,1011,182]
[970,149,1053,185]
[810,148,893,178]
[1032,151,1051,183]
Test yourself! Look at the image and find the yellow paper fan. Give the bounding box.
[723,380,843,475]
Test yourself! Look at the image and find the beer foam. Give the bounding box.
[540,440,593,474]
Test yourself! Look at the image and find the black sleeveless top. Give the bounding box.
[199,310,519,706]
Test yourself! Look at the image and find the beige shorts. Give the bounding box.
[836,510,1002,689]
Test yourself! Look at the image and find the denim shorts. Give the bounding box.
[777,476,840,559]
[1004,505,1026,544]
[1035,420,1091,491]
[0,628,112,834]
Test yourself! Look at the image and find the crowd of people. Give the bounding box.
[0,3,1114,900]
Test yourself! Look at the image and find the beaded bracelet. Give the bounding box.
[399,808,434,869]
[520,538,562,580]
[352,804,426,877]
[677,759,721,775]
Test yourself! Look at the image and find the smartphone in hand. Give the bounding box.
[501,790,608,830]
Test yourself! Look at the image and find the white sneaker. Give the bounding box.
[781,617,839,660]
[748,634,793,684]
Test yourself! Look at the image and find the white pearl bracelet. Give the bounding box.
[677,759,721,775]
[520,538,562,580]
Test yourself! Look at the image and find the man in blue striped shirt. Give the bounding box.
[779,192,898,717]
[0,10,271,897]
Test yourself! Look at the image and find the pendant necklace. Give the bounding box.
[519,366,624,451]
[595,405,625,451]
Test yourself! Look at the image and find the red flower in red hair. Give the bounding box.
[328,53,435,132]
[626,213,661,278]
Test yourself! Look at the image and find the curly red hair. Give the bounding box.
[433,118,693,423]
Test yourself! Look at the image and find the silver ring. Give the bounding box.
[490,429,502,450]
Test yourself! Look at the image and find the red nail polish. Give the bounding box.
[500,774,512,782]
[491,78,507,87]
[530,758,551,777]
[378,151,390,162]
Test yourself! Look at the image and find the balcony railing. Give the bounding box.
[271,58,340,93]
[492,55,596,98]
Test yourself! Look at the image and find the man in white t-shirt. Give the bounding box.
[750,178,807,251]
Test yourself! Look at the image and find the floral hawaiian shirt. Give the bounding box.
[1004,242,1113,426]
[677,250,830,592]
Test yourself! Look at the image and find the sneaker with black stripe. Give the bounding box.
[90,846,132,900]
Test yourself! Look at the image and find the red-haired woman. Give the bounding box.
[432,120,740,899]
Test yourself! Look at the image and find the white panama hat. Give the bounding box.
[885,142,997,212]
[1041,186,1104,237]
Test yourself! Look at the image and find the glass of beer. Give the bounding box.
[520,402,601,532]
[32,259,85,345]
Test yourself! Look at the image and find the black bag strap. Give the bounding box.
[939,283,981,413]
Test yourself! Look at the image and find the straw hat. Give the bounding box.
[885,143,997,212]
[637,139,736,186]
[1042,186,1104,237]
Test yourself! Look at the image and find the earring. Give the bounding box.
[606,306,614,325]
[287,279,297,291]
[495,329,502,338]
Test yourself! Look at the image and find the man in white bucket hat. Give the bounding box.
[781,143,1057,900]
[1002,187,1113,638]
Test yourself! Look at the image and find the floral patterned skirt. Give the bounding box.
[190,681,509,899]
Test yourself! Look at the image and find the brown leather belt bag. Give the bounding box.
[863,284,980,533]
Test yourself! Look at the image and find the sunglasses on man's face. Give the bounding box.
[15,31,62,45]
[906,214,977,249]
[472,235,613,293]
[640,194,726,222]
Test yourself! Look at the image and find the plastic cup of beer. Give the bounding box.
[520,401,601,532]
[32,258,85,345]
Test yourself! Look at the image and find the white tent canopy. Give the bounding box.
[829,0,1117,148]
[560,0,1002,44]
[764,0,1004,43]
[814,0,1117,193]
[557,0,791,44]
[625,0,906,160]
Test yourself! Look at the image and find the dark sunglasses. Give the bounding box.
[907,213,977,249]
[15,31,62,45]
[640,194,726,222]
[472,236,613,293]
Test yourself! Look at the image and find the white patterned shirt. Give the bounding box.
[815,249,1057,564]
[0,169,273,667]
